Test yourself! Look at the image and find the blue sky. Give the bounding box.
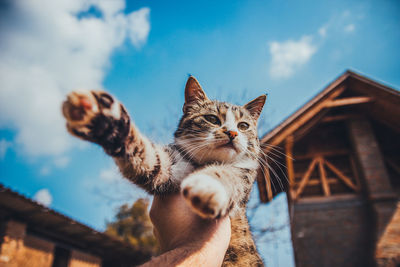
[0,0,399,266]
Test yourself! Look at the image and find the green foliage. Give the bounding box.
[105,198,159,255]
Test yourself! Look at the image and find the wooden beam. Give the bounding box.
[266,86,346,148]
[294,149,350,160]
[318,157,331,196]
[295,178,341,186]
[321,114,360,123]
[285,135,295,185]
[324,96,374,108]
[324,159,357,191]
[293,158,318,200]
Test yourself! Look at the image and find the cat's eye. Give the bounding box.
[237,122,249,131]
[204,115,221,125]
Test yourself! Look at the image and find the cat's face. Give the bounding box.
[175,77,266,164]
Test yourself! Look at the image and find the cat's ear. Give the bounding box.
[243,94,267,120]
[184,76,208,112]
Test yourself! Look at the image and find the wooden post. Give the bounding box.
[256,170,268,203]
[285,135,295,185]
[263,159,273,201]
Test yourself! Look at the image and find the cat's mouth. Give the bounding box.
[217,140,239,152]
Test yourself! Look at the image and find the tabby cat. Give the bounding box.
[62,76,266,266]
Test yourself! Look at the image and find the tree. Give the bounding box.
[105,198,159,255]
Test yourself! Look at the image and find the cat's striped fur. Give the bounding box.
[62,76,266,266]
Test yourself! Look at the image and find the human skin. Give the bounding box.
[139,193,231,267]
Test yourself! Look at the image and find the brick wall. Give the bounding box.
[0,220,103,267]
[69,249,101,267]
[0,220,54,267]
[291,196,373,267]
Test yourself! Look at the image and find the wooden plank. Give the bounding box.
[293,158,318,200]
[318,157,331,196]
[295,178,340,186]
[324,96,374,108]
[285,135,295,185]
[294,149,350,160]
[324,159,357,191]
[266,86,346,148]
[321,114,360,123]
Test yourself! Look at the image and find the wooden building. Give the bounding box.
[257,70,400,267]
[0,184,150,267]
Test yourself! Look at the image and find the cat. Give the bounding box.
[62,76,266,266]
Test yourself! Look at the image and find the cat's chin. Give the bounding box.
[194,147,239,164]
[216,144,238,155]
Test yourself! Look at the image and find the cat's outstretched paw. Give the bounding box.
[181,174,229,219]
[62,90,130,156]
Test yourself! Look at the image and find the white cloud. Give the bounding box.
[99,165,122,182]
[0,0,150,157]
[33,188,53,206]
[53,156,70,168]
[0,139,12,160]
[342,10,351,17]
[38,156,70,176]
[127,8,151,47]
[318,26,327,37]
[344,24,355,33]
[92,164,148,203]
[269,36,317,79]
[40,166,51,176]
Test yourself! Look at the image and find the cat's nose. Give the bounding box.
[224,130,238,140]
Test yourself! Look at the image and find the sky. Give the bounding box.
[0,0,399,266]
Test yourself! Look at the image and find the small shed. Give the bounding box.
[257,70,400,267]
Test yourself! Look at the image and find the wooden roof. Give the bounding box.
[261,70,400,147]
[257,70,400,202]
[0,184,151,265]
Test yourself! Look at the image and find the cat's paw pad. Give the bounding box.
[62,90,129,155]
[62,90,121,126]
[181,174,229,219]
[63,90,99,127]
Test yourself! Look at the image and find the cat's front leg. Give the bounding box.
[62,90,175,194]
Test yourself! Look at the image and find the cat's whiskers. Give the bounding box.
[261,143,295,161]
[256,148,289,191]
[238,143,287,192]
[176,140,213,168]
[236,143,276,191]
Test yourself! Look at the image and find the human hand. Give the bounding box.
[140,193,231,267]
